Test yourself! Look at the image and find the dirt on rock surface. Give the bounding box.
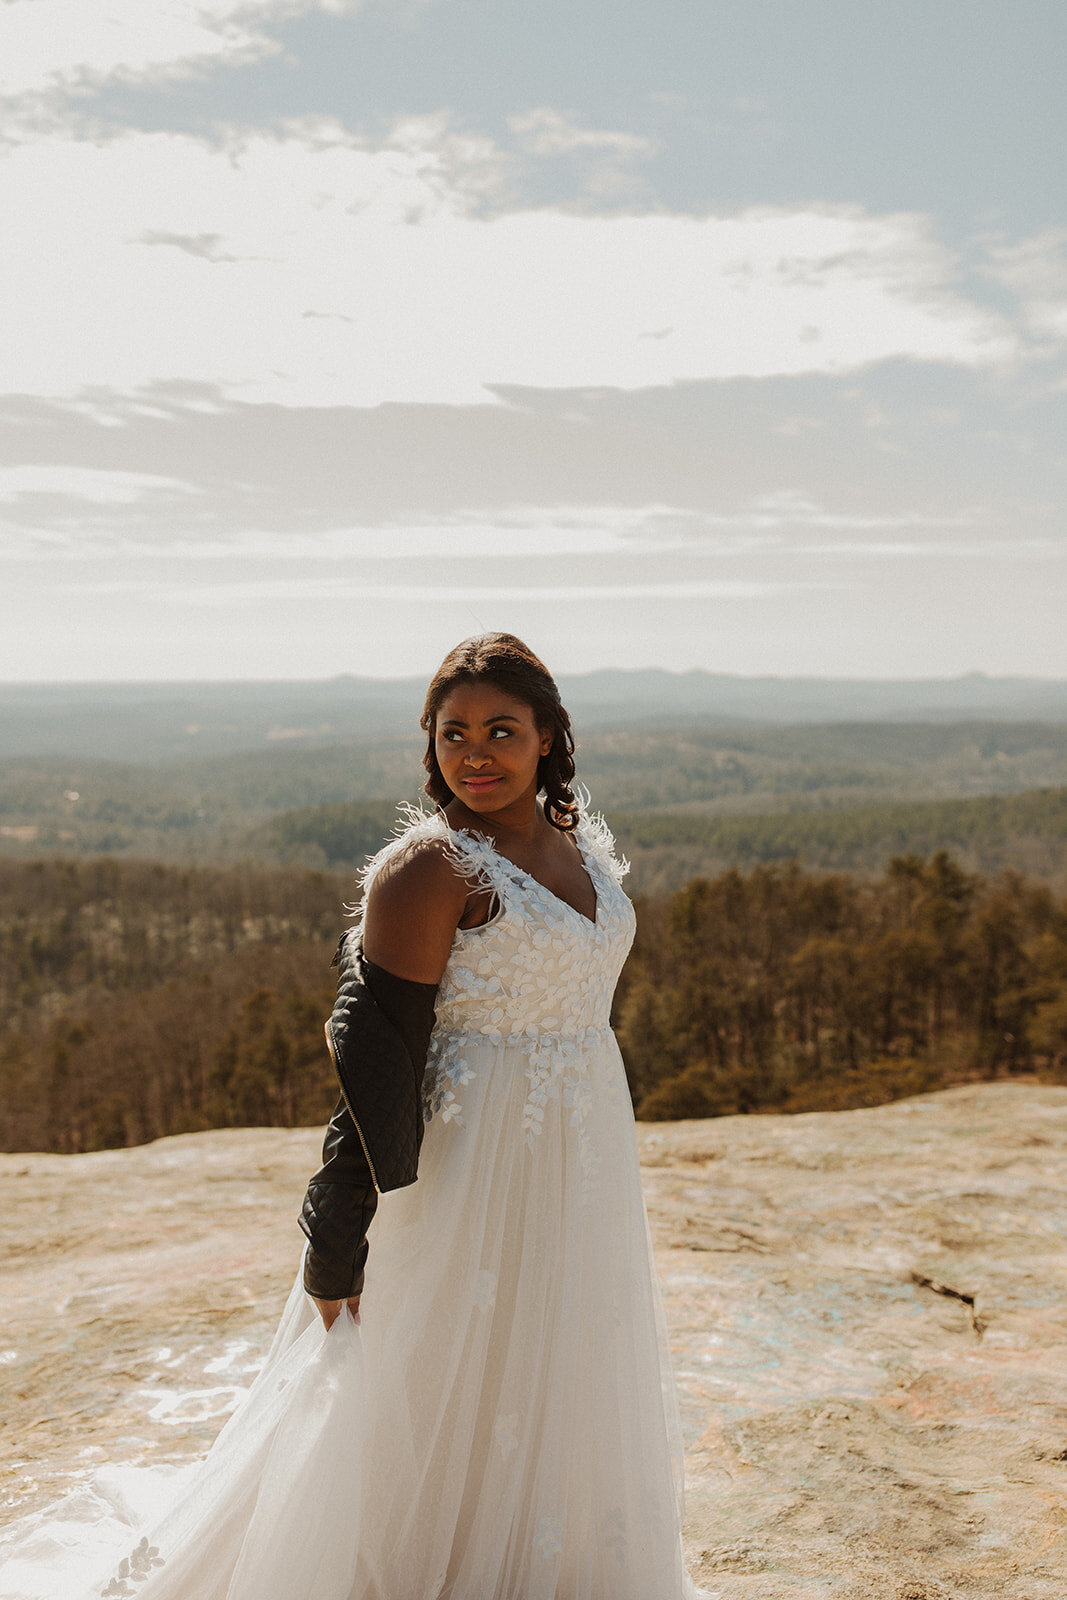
[2,1083,1067,1597]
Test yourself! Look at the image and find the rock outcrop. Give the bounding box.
[2,1083,1066,1596]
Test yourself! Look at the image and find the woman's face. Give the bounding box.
[434,680,551,816]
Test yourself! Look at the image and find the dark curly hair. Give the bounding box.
[421,633,579,832]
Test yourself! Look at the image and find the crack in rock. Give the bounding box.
[909,1271,985,1339]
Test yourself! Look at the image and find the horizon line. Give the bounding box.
[2,668,1067,691]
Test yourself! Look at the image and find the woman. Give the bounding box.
[86,632,705,1600]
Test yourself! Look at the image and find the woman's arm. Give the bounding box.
[304,842,468,1327]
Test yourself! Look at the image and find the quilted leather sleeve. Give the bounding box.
[299,1172,378,1300]
[299,936,438,1299]
[326,936,439,1193]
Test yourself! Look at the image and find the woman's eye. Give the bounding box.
[489,727,511,739]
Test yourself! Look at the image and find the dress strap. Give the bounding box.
[574,806,630,885]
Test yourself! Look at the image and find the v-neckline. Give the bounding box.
[452,821,600,928]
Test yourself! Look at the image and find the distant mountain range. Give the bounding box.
[2,670,1067,761]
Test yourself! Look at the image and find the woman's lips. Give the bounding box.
[464,775,503,792]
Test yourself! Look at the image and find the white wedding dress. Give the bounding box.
[1,808,705,1600]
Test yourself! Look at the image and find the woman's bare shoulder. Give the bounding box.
[361,836,469,982]
[370,833,471,905]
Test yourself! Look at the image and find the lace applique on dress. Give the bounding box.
[520,1034,601,1196]
[100,1537,164,1596]
[533,1513,565,1560]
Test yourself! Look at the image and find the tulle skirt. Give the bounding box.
[2,1033,703,1600]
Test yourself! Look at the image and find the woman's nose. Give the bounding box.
[465,748,491,767]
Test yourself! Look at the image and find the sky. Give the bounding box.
[0,0,1064,682]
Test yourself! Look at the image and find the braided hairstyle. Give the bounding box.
[421,633,579,832]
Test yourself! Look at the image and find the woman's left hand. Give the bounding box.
[314,1294,361,1330]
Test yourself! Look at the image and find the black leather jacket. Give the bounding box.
[299,931,438,1300]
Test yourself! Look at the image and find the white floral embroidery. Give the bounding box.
[437,1089,463,1125]
[533,1513,565,1559]
[422,1030,478,1122]
[100,1537,164,1596]
[493,1411,519,1459]
[472,1269,498,1311]
[519,1041,601,1196]
[603,1505,629,1564]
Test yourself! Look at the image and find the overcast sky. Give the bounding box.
[1,0,1064,682]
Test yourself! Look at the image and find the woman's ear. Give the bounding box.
[539,729,552,756]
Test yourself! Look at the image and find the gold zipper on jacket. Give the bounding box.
[324,1020,381,1194]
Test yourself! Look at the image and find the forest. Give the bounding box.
[618,851,1067,1119]
[2,848,1066,1155]
[252,783,1067,893]
[3,695,1067,1153]
[0,856,345,1153]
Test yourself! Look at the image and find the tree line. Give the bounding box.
[1,850,1066,1154]
[0,856,350,1152]
[616,851,1067,1117]
[0,855,344,1035]
[244,786,1067,896]
[610,785,1067,893]
[1,942,338,1154]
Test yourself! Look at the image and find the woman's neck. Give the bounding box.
[444,793,544,847]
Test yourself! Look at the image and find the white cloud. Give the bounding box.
[0,465,195,502]
[984,228,1067,348]
[509,109,653,159]
[0,507,634,558]
[60,576,806,604]
[0,495,1007,567]
[713,491,979,533]
[0,124,1016,409]
[0,0,363,98]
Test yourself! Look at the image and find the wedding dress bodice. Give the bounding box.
[356,806,637,1129]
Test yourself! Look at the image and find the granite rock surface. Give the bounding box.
[2,1082,1066,1597]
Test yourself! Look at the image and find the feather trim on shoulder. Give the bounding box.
[574,787,630,884]
[345,801,500,930]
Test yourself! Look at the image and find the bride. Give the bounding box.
[13,633,706,1600]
